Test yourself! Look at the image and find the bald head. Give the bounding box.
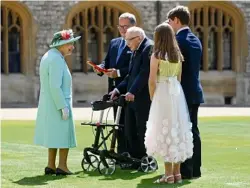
[126,26,146,40]
[125,26,146,51]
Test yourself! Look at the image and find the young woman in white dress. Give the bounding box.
[144,23,193,184]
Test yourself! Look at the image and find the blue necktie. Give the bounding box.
[116,39,125,64]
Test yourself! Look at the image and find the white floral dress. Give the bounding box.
[144,59,193,163]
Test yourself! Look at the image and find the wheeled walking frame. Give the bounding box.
[81,94,158,175]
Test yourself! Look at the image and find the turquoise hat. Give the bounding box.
[49,29,81,48]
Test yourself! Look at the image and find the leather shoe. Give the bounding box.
[45,167,56,175]
[182,175,201,180]
[56,168,73,176]
[192,175,201,179]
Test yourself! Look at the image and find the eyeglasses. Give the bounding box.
[117,25,130,30]
[125,36,139,43]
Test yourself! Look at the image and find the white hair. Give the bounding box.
[126,26,146,39]
[119,12,137,25]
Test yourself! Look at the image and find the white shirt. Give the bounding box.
[117,37,145,77]
[114,37,146,95]
[176,26,189,35]
[136,37,145,51]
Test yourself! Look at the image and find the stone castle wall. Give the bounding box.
[1,1,250,106]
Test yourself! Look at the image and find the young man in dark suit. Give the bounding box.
[93,13,136,154]
[110,27,153,164]
[167,5,204,179]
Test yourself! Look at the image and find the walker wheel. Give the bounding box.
[98,158,116,175]
[140,156,158,173]
[81,154,99,172]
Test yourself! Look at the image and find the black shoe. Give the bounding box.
[45,167,56,175]
[193,172,201,178]
[182,175,201,180]
[193,175,201,179]
[182,175,193,180]
[55,168,73,176]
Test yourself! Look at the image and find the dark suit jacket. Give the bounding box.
[100,37,132,92]
[177,28,204,105]
[117,38,153,120]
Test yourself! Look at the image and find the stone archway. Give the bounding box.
[188,1,249,104]
[1,1,37,75]
[188,1,248,73]
[64,1,142,72]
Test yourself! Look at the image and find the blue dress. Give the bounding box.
[34,48,76,148]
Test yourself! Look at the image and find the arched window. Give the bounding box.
[188,2,249,105]
[190,5,236,72]
[1,6,22,73]
[65,2,141,73]
[1,2,36,75]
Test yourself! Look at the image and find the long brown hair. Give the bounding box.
[153,23,183,63]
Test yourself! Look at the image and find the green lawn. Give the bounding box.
[1,117,250,188]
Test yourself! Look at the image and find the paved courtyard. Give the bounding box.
[1,107,249,121]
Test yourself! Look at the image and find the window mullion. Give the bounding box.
[20,25,25,74]
[98,5,104,64]
[217,10,223,71]
[83,9,88,73]
[217,28,223,71]
[113,9,119,38]
[203,6,209,72]
[3,7,9,74]
[232,30,236,72]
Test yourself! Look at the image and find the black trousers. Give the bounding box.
[124,105,147,159]
[113,105,127,154]
[181,104,201,178]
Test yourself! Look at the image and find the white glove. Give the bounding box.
[61,107,69,120]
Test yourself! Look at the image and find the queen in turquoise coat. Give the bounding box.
[34,29,80,175]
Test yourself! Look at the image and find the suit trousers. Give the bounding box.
[125,104,147,159]
[181,104,201,178]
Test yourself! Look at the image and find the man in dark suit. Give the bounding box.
[93,13,136,154]
[167,5,204,179]
[110,26,153,162]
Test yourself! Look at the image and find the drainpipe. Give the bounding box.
[156,0,161,25]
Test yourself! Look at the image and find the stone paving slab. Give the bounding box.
[1,107,249,121]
